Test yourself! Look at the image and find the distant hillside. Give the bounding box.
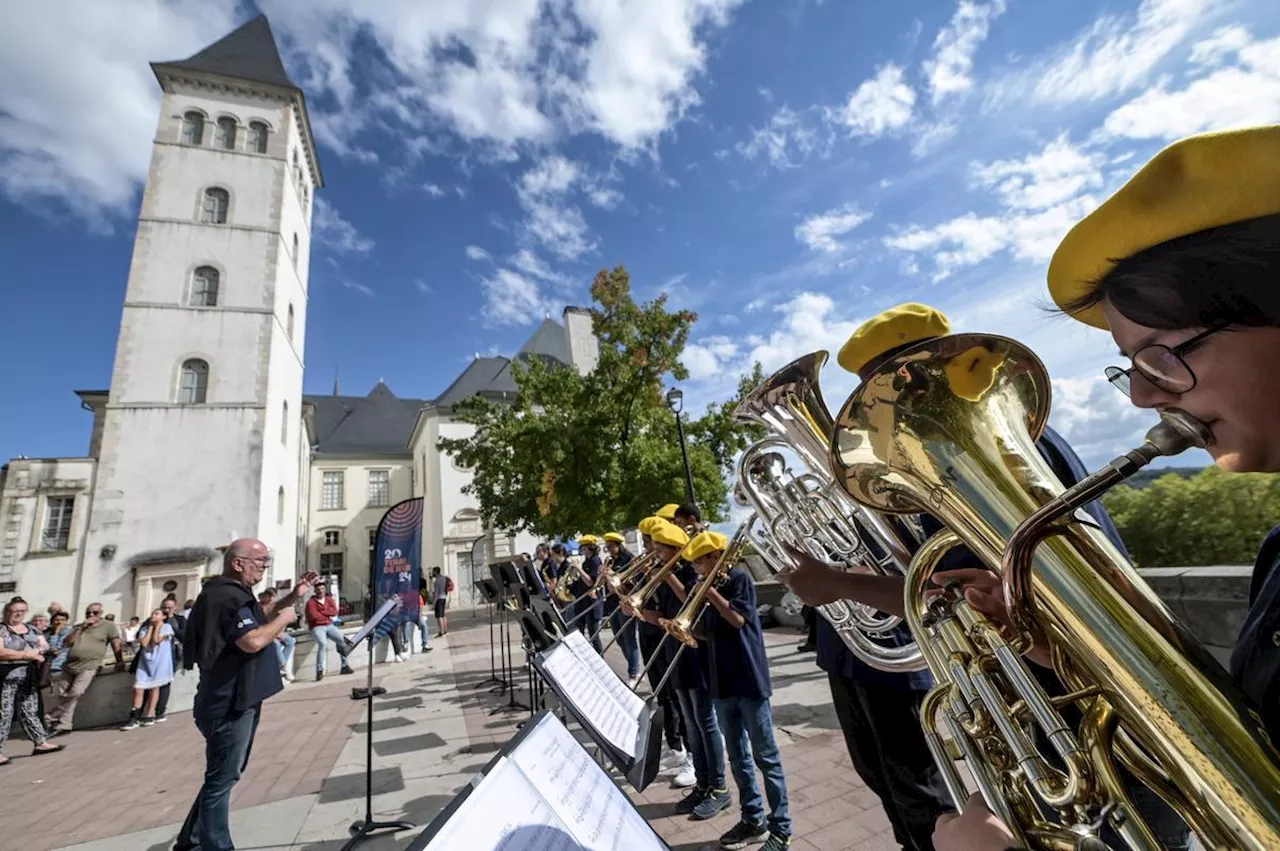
[1118,466,1205,490]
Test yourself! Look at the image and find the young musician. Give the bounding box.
[602,532,642,683]
[570,535,605,653]
[687,530,793,851]
[674,503,704,534]
[646,521,730,816]
[782,303,1189,851]
[938,124,1280,851]
[656,503,680,522]
[636,517,695,787]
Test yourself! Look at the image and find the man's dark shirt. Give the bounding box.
[186,577,283,720]
[1231,525,1280,744]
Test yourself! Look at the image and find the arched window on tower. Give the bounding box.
[247,121,268,154]
[201,188,229,224]
[181,111,204,145]
[178,359,209,404]
[190,266,219,306]
[277,486,285,525]
[292,233,299,267]
[287,303,295,340]
[282,400,289,444]
[215,117,237,150]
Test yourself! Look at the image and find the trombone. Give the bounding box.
[561,550,659,629]
[659,524,748,648]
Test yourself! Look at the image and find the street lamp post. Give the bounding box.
[666,388,696,505]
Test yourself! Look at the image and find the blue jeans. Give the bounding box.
[570,598,603,653]
[403,613,431,649]
[175,708,260,851]
[311,624,349,674]
[676,687,725,789]
[274,633,295,672]
[609,609,640,677]
[714,696,791,838]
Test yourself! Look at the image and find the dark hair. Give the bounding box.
[674,503,701,523]
[1059,214,1280,330]
[551,544,567,557]
[184,598,195,608]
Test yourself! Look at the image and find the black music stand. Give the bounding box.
[489,560,530,715]
[341,599,415,849]
[472,578,504,692]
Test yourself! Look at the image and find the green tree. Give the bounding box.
[438,267,765,538]
[1103,466,1280,567]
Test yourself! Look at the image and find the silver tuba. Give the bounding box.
[733,351,926,673]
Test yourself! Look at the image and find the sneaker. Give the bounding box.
[661,747,687,771]
[154,714,167,723]
[675,787,708,816]
[760,833,791,851]
[691,788,732,821]
[420,645,431,653]
[627,675,640,689]
[339,665,355,675]
[719,819,768,849]
[140,716,156,728]
[673,759,697,789]
[316,671,324,682]
[392,654,406,663]
[120,718,140,731]
[283,670,295,682]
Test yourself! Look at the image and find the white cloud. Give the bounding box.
[415,280,431,293]
[795,204,872,253]
[481,268,556,326]
[342,279,376,297]
[515,156,599,260]
[261,0,743,161]
[923,0,1007,104]
[1050,374,1163,467]
[510,248,569,285]
[969,135,1104,211]
[423,182,446,197]
[465,245,492,261]
[829,64,917,138]
[0,0,239,219]
[313,198,375,254]
[1025,0,1219,105]
[1100,32,1280,140]
[736,105,829,168]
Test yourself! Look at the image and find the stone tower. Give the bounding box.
[79,16,321,616]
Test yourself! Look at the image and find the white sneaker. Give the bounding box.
[627,675,640,689]
[672,757,697,788]
[282,668,294,682]
[392,654,406,663]
[661,747,687,771]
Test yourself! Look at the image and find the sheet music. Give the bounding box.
[542,646,639,754]
[561,630,646,718]
[417,715,666,851]
[511,714,666,851]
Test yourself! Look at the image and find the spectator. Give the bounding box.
[122,616,141,653]
[46,602,125,735]
[304,584,353,682]
[121,609,174,730]
[259,589,296,682]
[179,598,195,619]
[47,601,65,622]
[29,613,49,635]
[153,596,188,722]
[47,612,72,674]
[0,598,63,764]
[430,567,451,636]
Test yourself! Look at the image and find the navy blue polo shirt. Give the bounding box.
[603,549,634,617]
[653,562,706,691]
[1231,525,1280,744]
[703,566,771,700]
[570,554,601,598]
[190,578,283,721]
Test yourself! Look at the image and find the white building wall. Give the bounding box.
[0,459,96,614]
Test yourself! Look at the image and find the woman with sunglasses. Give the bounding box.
[934,125,1280,851]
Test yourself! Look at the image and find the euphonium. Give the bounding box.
[828,332,1280,851]
[553,555,586,604]
[734,350,926,673]
[659,523,749,647]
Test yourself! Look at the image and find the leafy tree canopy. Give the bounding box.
[1104,466,1280,567]
[438,267,766,538]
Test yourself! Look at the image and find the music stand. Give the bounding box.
[490,560,530,715]
[472,578,504,692]
[341,598,415,849]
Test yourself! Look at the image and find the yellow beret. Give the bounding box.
[651,522,689,549]
[603,532,625,544]
[944,346,1005,403]
[637,516,666,536]
[655,503,680,520]
[838,303,951,374]
[578,534,600,546]
[1049,125,1280,329]
[683,531,728,563]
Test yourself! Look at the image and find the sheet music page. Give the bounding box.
[561,630,646,718]
[542,646,639,755]
[419,755,586,851]
[510,714,667,851]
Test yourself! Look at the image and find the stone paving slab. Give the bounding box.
[30,611,909,851]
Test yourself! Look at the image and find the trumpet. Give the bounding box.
[828,332,1280,850]
[659,523,748,648]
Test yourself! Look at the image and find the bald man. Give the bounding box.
[174,539,318,851]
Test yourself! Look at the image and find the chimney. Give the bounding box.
[562,307,599,376]
[333,365,340,396]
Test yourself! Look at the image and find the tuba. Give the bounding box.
[734,351,926,673]
[828,332,1280,850]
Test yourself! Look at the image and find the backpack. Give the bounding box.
[445,576,455,593]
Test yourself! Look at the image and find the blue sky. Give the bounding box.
[2,0,1279,471]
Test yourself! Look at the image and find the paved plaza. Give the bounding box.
[4,608,908,851]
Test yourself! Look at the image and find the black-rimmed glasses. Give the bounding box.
[1104,324,1228,398]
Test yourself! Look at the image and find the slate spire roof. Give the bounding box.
[152,14,297,91]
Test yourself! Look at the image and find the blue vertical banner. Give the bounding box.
[372,497,423,633]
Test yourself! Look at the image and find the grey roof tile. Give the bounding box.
[152,15,298,91]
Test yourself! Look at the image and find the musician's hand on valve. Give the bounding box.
[930,569,1052,667]
[777,545,846,606]
[933,793,1019,851]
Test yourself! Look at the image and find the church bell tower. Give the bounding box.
[79,16,321,616]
